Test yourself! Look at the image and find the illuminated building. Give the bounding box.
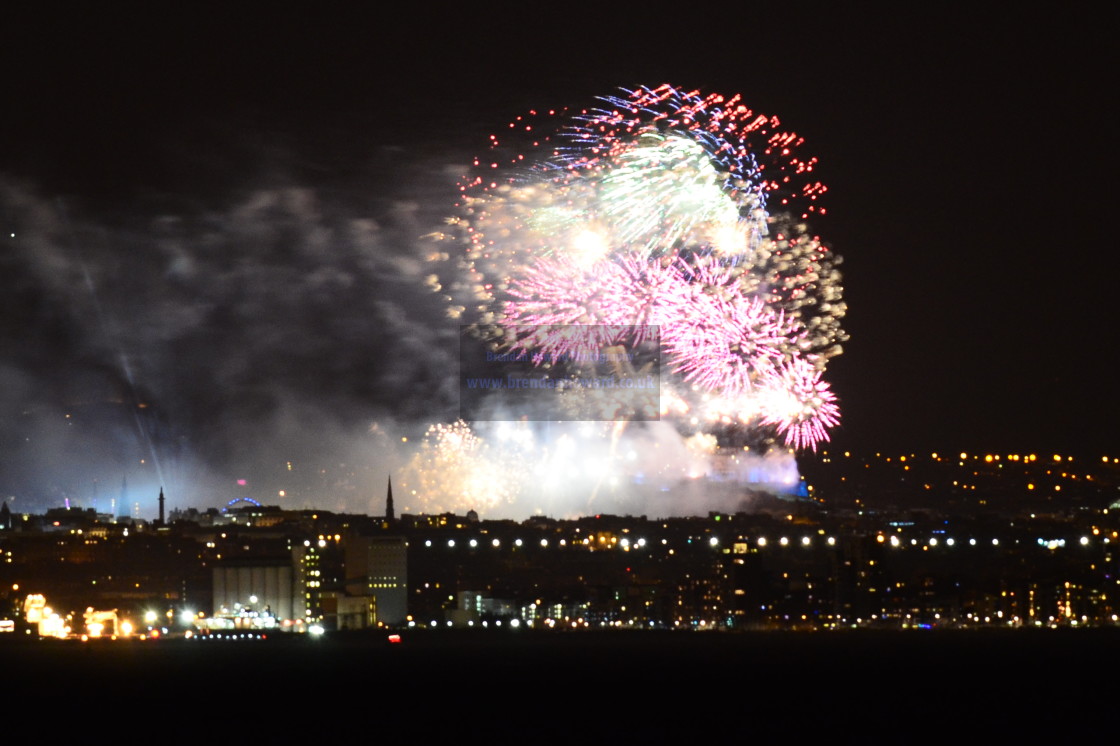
[293,541,324,622]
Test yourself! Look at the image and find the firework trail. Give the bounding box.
[415,84,847,516]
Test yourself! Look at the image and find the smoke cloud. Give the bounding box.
[0,158,459,516]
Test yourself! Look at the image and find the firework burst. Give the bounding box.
[421,83,847,515]
[398,421,523,514]
[436,84,845,449]
[758,358,841,452]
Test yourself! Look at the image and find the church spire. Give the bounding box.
[385,476,395,522]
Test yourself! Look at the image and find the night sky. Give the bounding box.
[1,6,1114,514]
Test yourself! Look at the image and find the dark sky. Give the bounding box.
[0,6,1114,513]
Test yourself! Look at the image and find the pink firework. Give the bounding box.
[757,357,840,451]
[663,289,796,393]
[595,253,684,335]
[505,252,689,360]
[619,255,800,393]
[503,257,638,361]
[504,255,617,327]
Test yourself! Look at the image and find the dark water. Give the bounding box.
[4,629,1112,737]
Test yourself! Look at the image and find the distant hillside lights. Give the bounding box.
[817,450,1120,464]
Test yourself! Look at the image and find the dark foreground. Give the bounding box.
[4,628,1112,738]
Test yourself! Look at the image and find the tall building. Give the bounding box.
[293,541,331,622]
[345,535,407,626]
